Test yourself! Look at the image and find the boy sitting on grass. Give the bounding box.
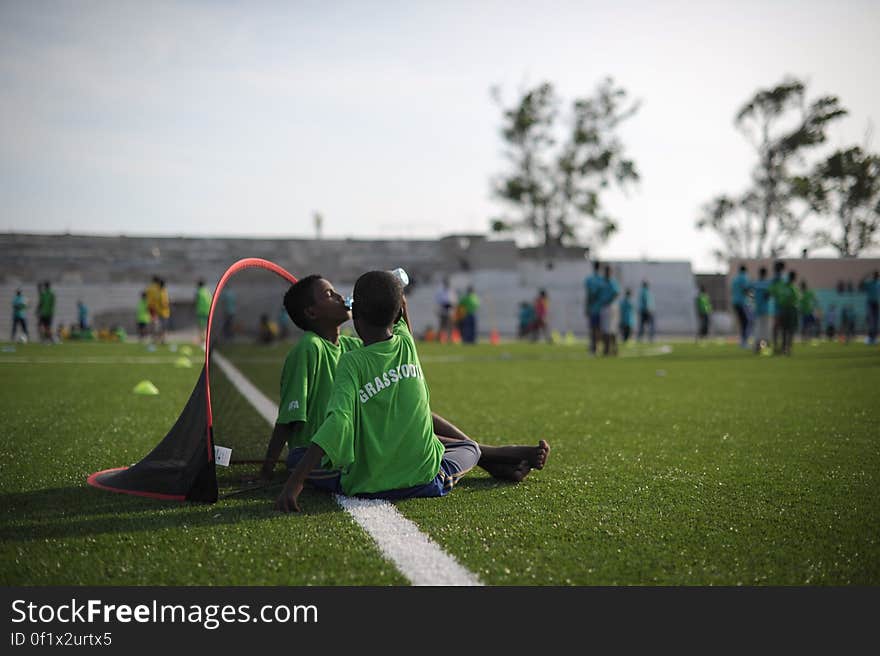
[276,270,549,512]
[256,274,548,492]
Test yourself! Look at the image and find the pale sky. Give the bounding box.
[1,0,878,272]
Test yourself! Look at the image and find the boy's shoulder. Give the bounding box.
[338,334,364,352]
[286,331,326,358]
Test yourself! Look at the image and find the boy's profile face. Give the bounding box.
[305,278,351,325]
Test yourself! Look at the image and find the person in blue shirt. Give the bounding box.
[11,288,29,342]
[584,261,605,355]
[637,280,655,342]
[730,264,751,348]
[619,289,635,343]
[769,260,786,351]
[518,301,535,340]
[751,266,772,353]
[599,265,621,356]
[860,270,879,345]
[77,300,89,332]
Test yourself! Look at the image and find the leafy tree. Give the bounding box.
[697,77,847,262]
[490,78,639,258]
[792,146,880,256]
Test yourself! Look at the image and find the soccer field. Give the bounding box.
[1,339,878,586]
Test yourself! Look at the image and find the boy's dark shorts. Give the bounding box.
[286,439,481,501]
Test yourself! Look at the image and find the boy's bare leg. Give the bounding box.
[477,441,550,470]
[435,433,550,481]
[432,414,550,481]
[480,459,531,483]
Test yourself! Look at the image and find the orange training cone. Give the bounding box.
[451,328,462,344]
[489,328,500,345]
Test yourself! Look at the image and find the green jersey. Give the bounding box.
[769,275,786,315]
[697,293,712,316]
[38,289,55,318]
[195,287,212,317]
[799,289,817,314]
[459,292,480,316]
[775,281,800,311]
[136,298,150,324]
[311,320,444,496]
[277,332,363,450]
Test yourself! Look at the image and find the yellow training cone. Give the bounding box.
[174,357,192,368]
[180,345,193,356]
[133,380,159,395]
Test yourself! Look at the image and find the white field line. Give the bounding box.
[334,495,481,586]
[619,344,673,358]
[211,350,482,587]
[211,352,279,426]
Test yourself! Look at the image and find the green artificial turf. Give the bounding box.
[1,338,878,585]
[0,341,404,585]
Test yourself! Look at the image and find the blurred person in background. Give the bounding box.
[619,288,635,344]
[637,280,655,343]
[695,285,712,343]
[434,277,457,343]
[731,264,750,348]
[532,289,550,343]
[38,281,56,343]
[799,280,817,341]
[11,288,28,342]
[457,286,480,344]
[194,279,212,344]
[599,265,620,356]
[860,270,879,345]
[157,279,171,344]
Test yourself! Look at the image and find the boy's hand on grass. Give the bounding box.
[276,479,304,513]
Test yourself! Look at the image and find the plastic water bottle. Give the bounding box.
[344,295,354,310]
[391,267,410,288]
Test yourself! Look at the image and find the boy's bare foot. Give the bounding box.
[478,440,551,471]
[534,439,550,469]
[482,460,532,482]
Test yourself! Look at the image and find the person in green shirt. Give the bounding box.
[776,271,801,356]
[275,271,550,512]
[798,280,817,341]
[38,281,56,344]
[194,279,212,344]
[695,286,712,342]
[457,286,480,344]
[257,274,549,493]
[136,291,151,342]
[768,260,786,351]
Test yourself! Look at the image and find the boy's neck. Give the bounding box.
[358,325,393,346]
[312,322,341,345]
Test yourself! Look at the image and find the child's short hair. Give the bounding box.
[353,271,402,329]
[283,275,324,331]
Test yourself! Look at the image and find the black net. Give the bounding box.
[206,264,299,480]
[89,259,301,502]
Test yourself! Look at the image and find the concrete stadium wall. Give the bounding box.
[2,233,701,339]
